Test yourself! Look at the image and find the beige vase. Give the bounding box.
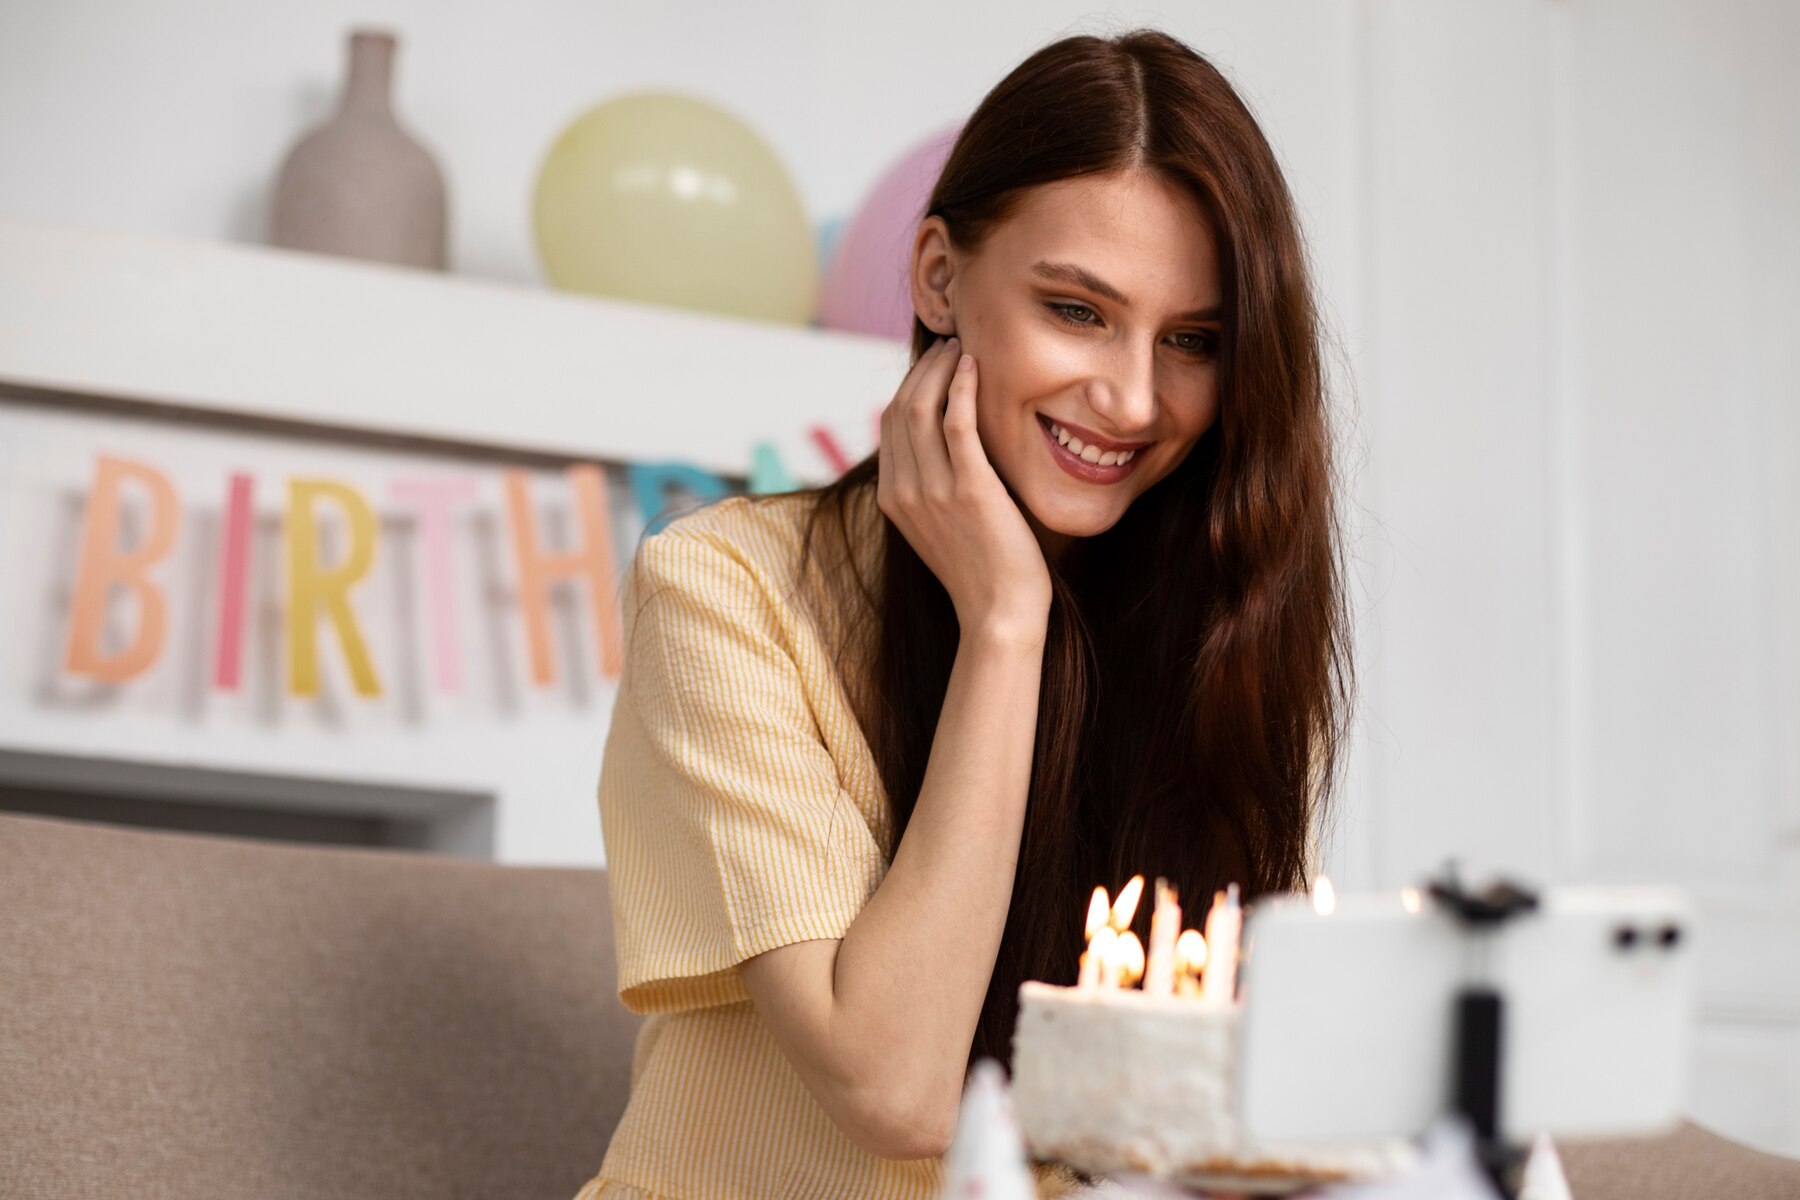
[270,28,449,270]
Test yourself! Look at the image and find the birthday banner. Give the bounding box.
[6,412,869,714]
[56,445,859,698]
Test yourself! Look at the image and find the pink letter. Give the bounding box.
[808,425,853,475]
[389,476,480,693]
[212,472,254,690]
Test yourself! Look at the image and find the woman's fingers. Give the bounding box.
[882,336,954,516]
[940,349,987,488]
[880,339,944,518]
[904,337,962,501]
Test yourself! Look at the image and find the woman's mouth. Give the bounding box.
[1037,414,1144,484]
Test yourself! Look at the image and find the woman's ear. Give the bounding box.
[910,216,958,338]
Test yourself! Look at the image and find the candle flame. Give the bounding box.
[1115,931,1146,987]
[1109,874,1146,932]
[1085,886,1112,940]
[1175,928,1208,973]
[1401,886,1423,914]
[1313,874,1337,916]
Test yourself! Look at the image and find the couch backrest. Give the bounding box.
[0,812,643,1200]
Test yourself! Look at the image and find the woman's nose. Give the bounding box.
[1086,346,1158,434]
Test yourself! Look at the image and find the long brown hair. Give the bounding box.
[769,28,1352,1068]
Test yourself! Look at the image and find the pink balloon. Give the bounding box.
[818,121,963,341]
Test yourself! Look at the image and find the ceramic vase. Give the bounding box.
[270,28,448,270]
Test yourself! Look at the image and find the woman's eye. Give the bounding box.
[1174,332,1219,357]
[1047,301,1098,326]
[1047,302,1217,358]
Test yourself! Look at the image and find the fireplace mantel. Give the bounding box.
[0,215,903,480]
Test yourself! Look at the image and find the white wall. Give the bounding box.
[0,0,1353,291]
[1340,0,1800,1157]
[3,0,1796,1157]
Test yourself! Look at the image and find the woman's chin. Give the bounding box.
[1022,493,1128,542]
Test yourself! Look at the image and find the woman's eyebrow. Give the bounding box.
[1030,259,1222,321]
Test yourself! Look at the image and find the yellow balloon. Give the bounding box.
[533,90,817,325]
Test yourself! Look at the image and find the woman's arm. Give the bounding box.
[740,336,1054,1161]
[738,617,1044,1160]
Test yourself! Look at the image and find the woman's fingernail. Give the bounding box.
[958,353,973,371]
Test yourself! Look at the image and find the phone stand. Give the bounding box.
[1426,863,1541,1199]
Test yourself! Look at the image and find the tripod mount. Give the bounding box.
[1426,862,1542,1199]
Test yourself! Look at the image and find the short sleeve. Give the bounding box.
[598,519,887,1014]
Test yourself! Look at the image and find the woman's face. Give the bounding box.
[910,168,1224,562]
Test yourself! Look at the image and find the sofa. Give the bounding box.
[3,811,1797,1199]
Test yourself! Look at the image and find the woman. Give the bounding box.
[575,25,1352,1200]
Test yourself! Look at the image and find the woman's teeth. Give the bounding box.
[1048,420,1138,467]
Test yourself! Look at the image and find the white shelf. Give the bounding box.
[0,215,907,481]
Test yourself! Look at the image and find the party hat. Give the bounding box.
[942,1058,1037,1200]
[1518,1131,1573,1200]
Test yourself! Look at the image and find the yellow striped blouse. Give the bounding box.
[572,484,1086,1200]
[583,482,1332,1194]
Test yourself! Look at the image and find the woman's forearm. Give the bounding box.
[825,620,1045,1151]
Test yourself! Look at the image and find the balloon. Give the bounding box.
[533,91,816,325]
[818,121,962,341]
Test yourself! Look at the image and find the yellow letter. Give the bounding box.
[286,479,382,697]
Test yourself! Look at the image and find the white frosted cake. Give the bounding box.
[1010,981,1415,1190]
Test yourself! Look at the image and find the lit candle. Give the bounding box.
[1313,874,1336,916]
[1077,886,1111,990]
[1401,886,1423,914]
[1199,883,1242,1008]
[1085,886,1111,939]
[1077,944,1101,989]
[1175,928,1207,999]
[1109,874,1145,932]
[1114,930,1146,988]
[1084,926,1120,990]
[1143,877,1182,996]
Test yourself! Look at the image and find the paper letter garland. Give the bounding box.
[285,479,383,698]
[503,464,624,688]
[64,455,180,683]
[212,472,255,691]
[389,476,480,693]
[56,450,762,696]
[628,461,729,538]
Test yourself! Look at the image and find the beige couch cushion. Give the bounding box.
[1560,1119,1800,1200]
[0,812,641,1200]
[6,811,1798,1200]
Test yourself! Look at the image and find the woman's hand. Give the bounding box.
[877,335,1053,645]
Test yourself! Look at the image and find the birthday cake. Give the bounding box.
[1009,879,1414,1191]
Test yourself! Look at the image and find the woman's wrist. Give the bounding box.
[961,605,1051,653]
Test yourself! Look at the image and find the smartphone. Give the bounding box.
[1236,884,1697,1146]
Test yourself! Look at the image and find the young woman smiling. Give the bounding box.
[575,26,1352,1200]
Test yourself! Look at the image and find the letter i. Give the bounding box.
[212,472,254,690]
